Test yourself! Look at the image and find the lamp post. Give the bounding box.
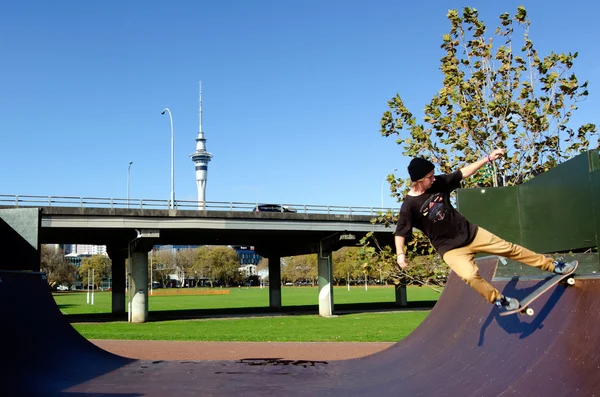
[381,168,397,210]
[127,161,133,208]
[161,108,175,209]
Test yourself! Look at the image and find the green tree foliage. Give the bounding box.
[209,246,244,287]
[282,254,317,285]
[332,247,363,285]
[359,235,447,291]
[176,248,197,286]
[40,245,77,287]
[79,254,111,288]
[382,6,596,194]
[192,246,244,287]
[151,249,175,286]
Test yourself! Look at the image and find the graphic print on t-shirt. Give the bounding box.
[420,193,447,222]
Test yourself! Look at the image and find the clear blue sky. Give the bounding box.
[1,0,598,209]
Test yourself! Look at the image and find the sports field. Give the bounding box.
[54,285,441,342]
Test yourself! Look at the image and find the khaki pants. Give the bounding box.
[442,228,555,303]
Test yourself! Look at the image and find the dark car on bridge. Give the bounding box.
[253,204,297,213]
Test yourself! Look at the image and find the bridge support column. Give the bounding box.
[395,284,408,307]
[130,251,149,323]
[268,256,281,310]
[106,245,126,315]
[127,230,159,323]
[318,245,334,317]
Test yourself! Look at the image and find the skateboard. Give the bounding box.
[499,260,579,317]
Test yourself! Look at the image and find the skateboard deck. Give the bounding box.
[499,261,579,317]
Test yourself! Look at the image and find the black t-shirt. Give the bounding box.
[394,171,478,257]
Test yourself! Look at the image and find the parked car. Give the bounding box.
[56,285,69,291]
[253,204,296,213]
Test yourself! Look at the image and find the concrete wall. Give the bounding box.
[0,208,41,271]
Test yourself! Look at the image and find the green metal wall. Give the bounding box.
[457,150,599,257]
[456,186,521,245]
[518,152,596,253]
[591,151,600,257]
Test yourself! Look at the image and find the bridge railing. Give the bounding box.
[0,194,398,217]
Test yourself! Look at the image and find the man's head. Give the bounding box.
[408,158,435,188]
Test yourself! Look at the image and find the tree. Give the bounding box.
[152,249,174,286]
[176,248,197,286]
[256,257,269,284]
[282,254,317,285]
[79,254,111,288]
[332,247,362,286]
[381,6,596,194]
[209,246,244,287]
[191,246,244,287]
[193,246,215,286]
[40,245,77,287]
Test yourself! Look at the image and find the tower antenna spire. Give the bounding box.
[199,81,203,134]
[190,80,213,210]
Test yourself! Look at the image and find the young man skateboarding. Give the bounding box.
[394,149,577,311]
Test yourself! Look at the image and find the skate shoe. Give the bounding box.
[494,295,519,311]
[553,260,577,275]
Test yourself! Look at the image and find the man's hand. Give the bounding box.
[488,148,505,161]
[461,148,506,179]
[397,253,408,269]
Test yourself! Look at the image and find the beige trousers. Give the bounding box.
[442,228,555,303]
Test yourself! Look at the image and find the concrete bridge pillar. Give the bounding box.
[130,251,149,323]
[268,256,281,309]
[395,284,408,307]
[317,245,334,317]
[127,229,159,324]
[106,245,126,315]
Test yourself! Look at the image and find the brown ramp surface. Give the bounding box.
[1,258,599,396]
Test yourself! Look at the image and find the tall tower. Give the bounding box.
[190,81,213,210]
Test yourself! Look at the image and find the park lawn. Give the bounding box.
[53,285,441,315]
[55,286,440,342]
[72,311,431,342]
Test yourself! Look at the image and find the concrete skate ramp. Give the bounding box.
[2,258,599,396]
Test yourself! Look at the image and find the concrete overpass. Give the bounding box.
[1,195,398,323]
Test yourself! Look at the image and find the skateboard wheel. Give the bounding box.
[567,277,575,286]
[525,308,535,316]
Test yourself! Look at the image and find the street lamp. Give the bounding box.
[127,161,133,208]
[161,108,175,209]
[381,168,397,210]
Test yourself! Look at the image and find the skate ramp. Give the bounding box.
[1,257,600,396]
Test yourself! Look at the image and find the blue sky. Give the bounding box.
[1,0,598,209]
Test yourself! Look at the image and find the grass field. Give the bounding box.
[54,285,440,314]
[53,285,441,342]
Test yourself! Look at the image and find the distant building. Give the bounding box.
[155,245,199,252]
[232,245,261,276]
[64,252,91,267]
[73,244,107,256]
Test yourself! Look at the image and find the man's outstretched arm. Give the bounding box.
[460,148,505,179]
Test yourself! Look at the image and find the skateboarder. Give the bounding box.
[394,149,577,311]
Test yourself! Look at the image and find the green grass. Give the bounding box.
[54,286,440,342]
[72,311,430,342]
[54,285,440,315]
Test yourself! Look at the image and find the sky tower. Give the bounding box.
[190,81,213,210]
